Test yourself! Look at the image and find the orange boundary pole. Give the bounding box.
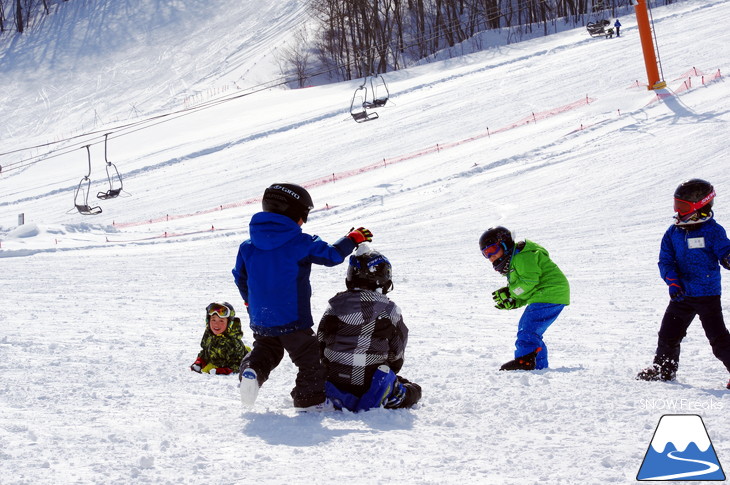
[633,0,665,90]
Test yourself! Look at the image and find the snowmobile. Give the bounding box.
[587,20,614,38]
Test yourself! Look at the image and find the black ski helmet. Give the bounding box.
[262,183,314,223]
[674,178,715,224]
[346,250,394,294]
[205,301,235,324]
[479,226,515,275]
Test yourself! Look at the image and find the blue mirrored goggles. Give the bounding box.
[349,254,390,270]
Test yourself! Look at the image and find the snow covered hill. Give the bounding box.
[0,0,728,483]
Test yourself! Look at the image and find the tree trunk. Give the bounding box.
[0,0,6,32]
[15,0,23,33]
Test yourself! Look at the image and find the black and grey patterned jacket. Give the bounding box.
[317,289,408,395]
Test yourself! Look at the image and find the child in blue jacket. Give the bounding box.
[233,183,373,410]
[637,179,730,389]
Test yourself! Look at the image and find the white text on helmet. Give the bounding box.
[271,185,300,200]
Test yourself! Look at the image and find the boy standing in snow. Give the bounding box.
[637,179,730,389]
[317,245,421,412]
[232,183,372,410]
[479,226,570,370]
[191,301,250,375]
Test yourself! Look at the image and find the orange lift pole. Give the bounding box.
[633,0,666,90]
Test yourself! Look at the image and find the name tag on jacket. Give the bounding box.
[687,237,705,249]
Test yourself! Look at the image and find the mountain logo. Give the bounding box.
[637,414,726,481]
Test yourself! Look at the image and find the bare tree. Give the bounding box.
[15,0,23,33]
[0,0,6,32]
[278,27,313,88]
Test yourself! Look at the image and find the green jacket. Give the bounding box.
[506,240,570,307]
[196,316,249,371]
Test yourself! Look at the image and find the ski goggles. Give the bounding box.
[206,303,231,319]
[674,190,715,215]
[481,243,502,259]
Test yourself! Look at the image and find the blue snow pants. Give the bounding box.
[325,366,397,412]
[515,302,565,369]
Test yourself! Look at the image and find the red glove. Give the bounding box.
[214,367,234,375]
[191,357,206,373]
[347,227,373,245]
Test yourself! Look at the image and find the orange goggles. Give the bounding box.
[674,190,715,215]
[206,303,231,318]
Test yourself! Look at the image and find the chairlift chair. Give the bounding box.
[97,133,123,200]
[350,82,379,123]
[363,74,389,109]
[74,145,102,215]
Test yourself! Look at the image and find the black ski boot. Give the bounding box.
[636,364,676,382]
[500,347,542,371]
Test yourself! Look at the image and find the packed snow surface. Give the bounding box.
[1,0,729,483]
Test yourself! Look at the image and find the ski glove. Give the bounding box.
[492,286,517,310]
[347,227,373,245]
[383,382,407,409]
[669,285,685,302]
[191,357,206,373]
[663,270,685,302]
[721,253,730,271]
[213,367,234,375]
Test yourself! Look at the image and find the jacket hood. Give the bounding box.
[516,239,550,256]
[249,211,302,250]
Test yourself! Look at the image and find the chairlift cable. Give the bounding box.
[1,1,554,172]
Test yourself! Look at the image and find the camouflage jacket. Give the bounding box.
[196,316,248,371]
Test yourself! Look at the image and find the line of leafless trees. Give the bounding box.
[0,0,67,34]
[298,0,677,82]
[3,0,679,86]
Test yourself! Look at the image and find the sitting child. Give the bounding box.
[317,245,421,411]
[191,302,250,375]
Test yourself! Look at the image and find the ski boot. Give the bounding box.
[239,367,261,408]
[636,364,676,382]
[500,347,542,371]
[294,398,336,413]
[385,378,422,409]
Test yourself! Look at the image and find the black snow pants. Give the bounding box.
[654,295,730,374]
[240,328,326,408]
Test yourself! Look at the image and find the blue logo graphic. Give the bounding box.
[637,414,725,481]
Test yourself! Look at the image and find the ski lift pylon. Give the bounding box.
[74,145,102,215]
[97,133,123,200]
